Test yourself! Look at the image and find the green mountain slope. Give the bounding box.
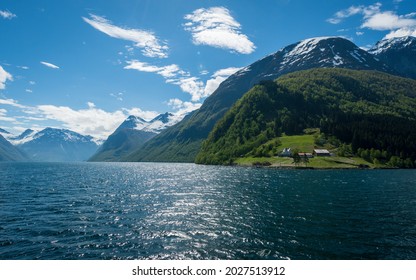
[196,69,416,165]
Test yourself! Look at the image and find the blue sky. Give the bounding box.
[1,0,415,140]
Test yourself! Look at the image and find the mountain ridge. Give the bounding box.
[89,112,178,162]
[18,127,98,162]
[125,36,401,163]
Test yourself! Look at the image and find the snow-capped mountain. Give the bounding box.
[231,36,392,85]
[145,112,177,133]
[127,36,396,162]
[116,112,178,134]
[369,36,416,79]
[89,112,179,162]
[18,128,98,162]
[117,115,148,131]
[7,129,38,145]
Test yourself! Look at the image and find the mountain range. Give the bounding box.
[0,111,180,162]
[89,112,178,161]
[0,128,98,162]
[2,36,415,163]
[125,36,416,163]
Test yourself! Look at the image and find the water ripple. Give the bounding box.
[1,162,416,259]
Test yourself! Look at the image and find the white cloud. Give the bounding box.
[0,98,26,109]
[0,10,16,19]
[328,3,416,40]
[35,103,158,140]
[123,107,159,120]
[173,77,205,102]
[327,3,382,24]
[0,108,17,122]
[167,98,202,121]
[0,97,161,140]
[0,66,13,90]
[362,11,416,30]
[204,67,242,97]
[125,60,205,101]
[41,61,60,69]
[125,60,242,102]
[110,92,123,101]
[124,60,183,78]
[36,104,126,140]
[384,28,416,39]
[184,7,255,54]
[25,89,33,93]
[83,14,169,58]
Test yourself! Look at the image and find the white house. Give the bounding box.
[313,149,331,157]
[280,148,291,157]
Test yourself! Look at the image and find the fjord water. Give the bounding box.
[1,162,415,260]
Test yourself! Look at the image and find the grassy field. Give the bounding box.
[234,156,376,168]
[234,134,383,169]
[277,134,315,153]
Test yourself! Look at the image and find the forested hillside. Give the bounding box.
[196,69,416,166]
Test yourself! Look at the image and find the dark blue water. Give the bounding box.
[1,162,415,260]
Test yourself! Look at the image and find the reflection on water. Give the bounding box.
[0,162,415,259]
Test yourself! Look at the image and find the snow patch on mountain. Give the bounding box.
[369,36,416,55]
[118,112,180,134]
[8,129,39,145]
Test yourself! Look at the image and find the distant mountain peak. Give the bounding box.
[17,127,98,162]
[7,128,38,145]
[276,36,388,73]
[0,128,11,135]
[116,112,179,134]
[151,112,174,123]
[369,36,416,79]
[116,115,148,131]
[369,36,416,55]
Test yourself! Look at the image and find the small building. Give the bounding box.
[299,152,314,158]
[280,148,291,157]
[313,149,331,157]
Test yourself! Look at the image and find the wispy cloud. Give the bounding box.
[184,7,255,54]
[125,60,206,101]
[125,60,242,102]
[124,60,184,78]
[0,10,16,19]
[204,67,241,97]
[0,66,13,90]
[110,92,123,101]
[83,14,169,58]
[327,3,382,25]
[0,97,160,140]
[0,98,26,109]
[328,3,416,39]
[40,61,60,69]
[0,108,17,122]
[383,28,416,39]
[35,102,160,140]
[362,11,416,31]
[167,98,202,122]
